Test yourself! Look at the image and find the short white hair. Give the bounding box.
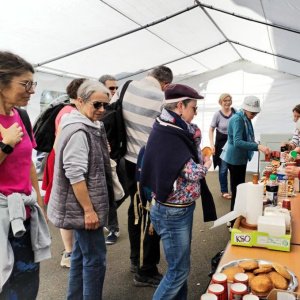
[77,80,111,102]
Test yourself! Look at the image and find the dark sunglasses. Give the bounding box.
[108,86,118,91]
[92,101,109,110]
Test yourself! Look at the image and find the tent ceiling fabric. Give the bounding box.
[1,0,300,79]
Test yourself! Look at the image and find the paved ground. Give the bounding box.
[37,171,253,300]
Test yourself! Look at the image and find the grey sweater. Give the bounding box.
[0,190,51,292]
[47,110,111,229]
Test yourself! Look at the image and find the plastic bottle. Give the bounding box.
[266,174,279,206]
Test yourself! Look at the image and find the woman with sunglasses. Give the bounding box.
[41,78,86,269]
[0,51,51,299]
[220,96,270,212]
[47,80,112,300]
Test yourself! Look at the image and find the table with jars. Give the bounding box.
[202,192,300,299]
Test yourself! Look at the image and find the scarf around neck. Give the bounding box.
[140,109,199,202]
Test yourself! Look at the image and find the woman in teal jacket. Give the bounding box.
[221,96,270,211]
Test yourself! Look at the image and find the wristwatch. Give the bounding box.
[0,141,14,154]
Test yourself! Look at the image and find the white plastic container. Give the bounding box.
[257,215,286,236]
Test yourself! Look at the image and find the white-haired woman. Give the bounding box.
[48,80,113,300]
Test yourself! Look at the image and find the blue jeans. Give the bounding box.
[1,219,39,300]
[67,227,106,300]
[219,159,229,193]
[150,202,195,300]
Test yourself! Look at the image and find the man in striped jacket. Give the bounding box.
[114,66,173,287]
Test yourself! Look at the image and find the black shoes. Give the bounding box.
[133,273,163,288]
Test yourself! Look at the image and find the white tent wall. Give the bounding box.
[177,60,300,172]
[26,59,300,173]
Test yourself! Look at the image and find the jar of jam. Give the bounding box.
[229,283,248,300]
[242,295,259,300]
[233,273,249,288]
[201,293,218,300]
[208,283,226,300]
[212,273,228,298]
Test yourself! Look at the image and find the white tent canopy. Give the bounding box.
[2,0,300,170]
[2,0,300,79]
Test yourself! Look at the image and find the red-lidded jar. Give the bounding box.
[229,283,248,300]
[208,283,226,300]
[212,273,228,299]
[233,273,249,288]
[242,295,259,300]
[282,198,291,210]
[201,293,218,300]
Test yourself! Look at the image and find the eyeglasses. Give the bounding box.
[91,101,109,110]
[108,86,118,91]
[192,106,198,113]
[14,81,37,92]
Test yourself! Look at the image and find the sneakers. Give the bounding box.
[60,251,71,268]
[105,230,120,245]
[133,273,162,288]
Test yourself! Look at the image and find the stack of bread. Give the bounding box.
[221,260,292,297]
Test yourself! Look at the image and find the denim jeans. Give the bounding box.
[219,159,229,193]
[150,202,195,300]
[67,227,106,300]
[0,219,40,300]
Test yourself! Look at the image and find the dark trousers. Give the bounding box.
[125,159,160,276]
[0,220,40,300]
[227,163,247,211]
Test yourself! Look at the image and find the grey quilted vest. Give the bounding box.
[48,122,111,229]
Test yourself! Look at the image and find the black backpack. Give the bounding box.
[33,96,71,152]
[15,107,33,142]
[102,80,132,160]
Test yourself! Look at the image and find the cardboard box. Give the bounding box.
[267,289,300,300]
[230,217,291,252]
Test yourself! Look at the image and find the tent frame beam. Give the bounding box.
[35,4,199,67]
[196,1,300,35]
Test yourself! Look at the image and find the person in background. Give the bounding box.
[47,80,112,300]
[112,66,173,287]
[42,78,86,268]
[99,74,121,245]
[220,96,270,211]
[284,113,300,177]
[0,51,51,299]
[209,93,235,200]
[285,104,300,151]
[141,84,211,300]
[99,74,118,97]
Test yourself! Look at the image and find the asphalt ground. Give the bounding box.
[37,171,253,300]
